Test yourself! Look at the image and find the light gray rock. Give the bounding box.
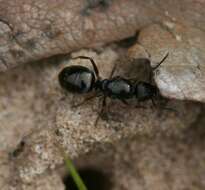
[133,24,205,103]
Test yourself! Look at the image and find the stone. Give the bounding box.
[135,24,205,102]
[0,47,204,189]
[0,0,205,71]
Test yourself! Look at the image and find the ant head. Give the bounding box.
[135,82,158,101]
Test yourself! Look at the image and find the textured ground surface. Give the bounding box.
[0,44,204,189]
[0,1,205,190]
[0,0,205,71]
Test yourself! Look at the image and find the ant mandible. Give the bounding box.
[58,53,169,125]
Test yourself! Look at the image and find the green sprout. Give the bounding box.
[63,154,87,190]
[56,142,87,190]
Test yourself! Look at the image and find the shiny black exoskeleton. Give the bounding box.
[135,81,158,102]
[58,65,95,93]
[59,54,168,101]
[58,56,99,93]
[58,56,137,103]
[97,77,134,100]
[133,53,169,102]
[58,53,168,123]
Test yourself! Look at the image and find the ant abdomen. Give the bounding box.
[58,65,95,93]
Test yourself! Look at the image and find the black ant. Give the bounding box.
[58,53,169,125]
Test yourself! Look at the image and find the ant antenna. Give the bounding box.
[152,52,169,71]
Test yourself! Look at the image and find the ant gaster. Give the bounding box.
[58,53,169,124]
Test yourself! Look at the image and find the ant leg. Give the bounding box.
[151,97,178,114]
[151,98,157,108]
[70,94,76,107]
[72,93,102,108]
[121,99,129,105]
[94,96,107,126]
[72,56,100,79]
[158,102,178,114]
[161,106,178,114]
[135,101,147,109]
[109,62,117,79]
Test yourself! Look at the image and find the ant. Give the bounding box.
[58,53,169,125]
